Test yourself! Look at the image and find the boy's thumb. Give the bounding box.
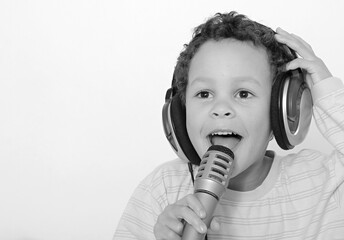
[210,216,221,232]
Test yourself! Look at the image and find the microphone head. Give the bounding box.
[194,145,235,198]
[207,145,234,160]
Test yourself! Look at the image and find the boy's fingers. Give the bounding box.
[154,217,182,240]
[155,225,181,240]
[275,28,315,60]
[167,218,184,235]
[175,206,207,234]
[290,33,313,51]
[275,34,314,60]
[162,197,207,234]
[285,58,311,71]
[286,57,332,84]
[276,27,333,84]
[178,195,206,219]
[276,27,312,50]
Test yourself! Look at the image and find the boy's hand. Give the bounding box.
[274,27,332,86]
[153,194,220,240]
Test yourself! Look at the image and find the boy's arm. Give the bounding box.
[113,160,196,240]
[312,77,344,155]
[113,177,164,240]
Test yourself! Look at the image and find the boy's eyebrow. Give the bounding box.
[190,76,262,87]
[232,76,262,86]
[189,77,213,86]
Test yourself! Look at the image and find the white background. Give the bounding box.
[0,0,343,239]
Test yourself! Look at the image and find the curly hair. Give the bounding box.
[173,11,296,103]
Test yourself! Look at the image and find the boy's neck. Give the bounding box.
[227,153,273,192]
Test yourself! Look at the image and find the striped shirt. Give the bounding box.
[114,77,344,239]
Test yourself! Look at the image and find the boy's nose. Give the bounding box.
[212,111,231,117]
[211,101,234,118]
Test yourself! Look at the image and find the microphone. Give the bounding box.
[182,145,235,240]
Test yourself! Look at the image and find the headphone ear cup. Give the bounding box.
[271,72,290,149]
[270,69,313,150]
[162,91,201,165]
[170,95,201,165]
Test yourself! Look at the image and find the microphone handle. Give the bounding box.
[181,192,218,240]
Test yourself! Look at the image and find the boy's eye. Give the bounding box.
[236,90,253,99]
[196,91,211,98]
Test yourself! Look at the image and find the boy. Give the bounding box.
[114,12,344,239]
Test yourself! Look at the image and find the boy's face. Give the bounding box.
[185,39,272,178]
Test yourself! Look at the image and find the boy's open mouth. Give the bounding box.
[208,131,242,150]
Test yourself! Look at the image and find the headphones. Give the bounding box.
[162,48,313,166]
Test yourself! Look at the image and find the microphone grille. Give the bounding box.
[196,145,234,185]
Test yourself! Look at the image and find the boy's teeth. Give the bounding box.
[212,131,236,136]
[210,131,242,149]
[213,131,231,135]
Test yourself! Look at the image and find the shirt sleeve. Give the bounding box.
[311,77,344,206]
[113,173,164,240]
[113,159,193,240]
[312,77,344,156]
